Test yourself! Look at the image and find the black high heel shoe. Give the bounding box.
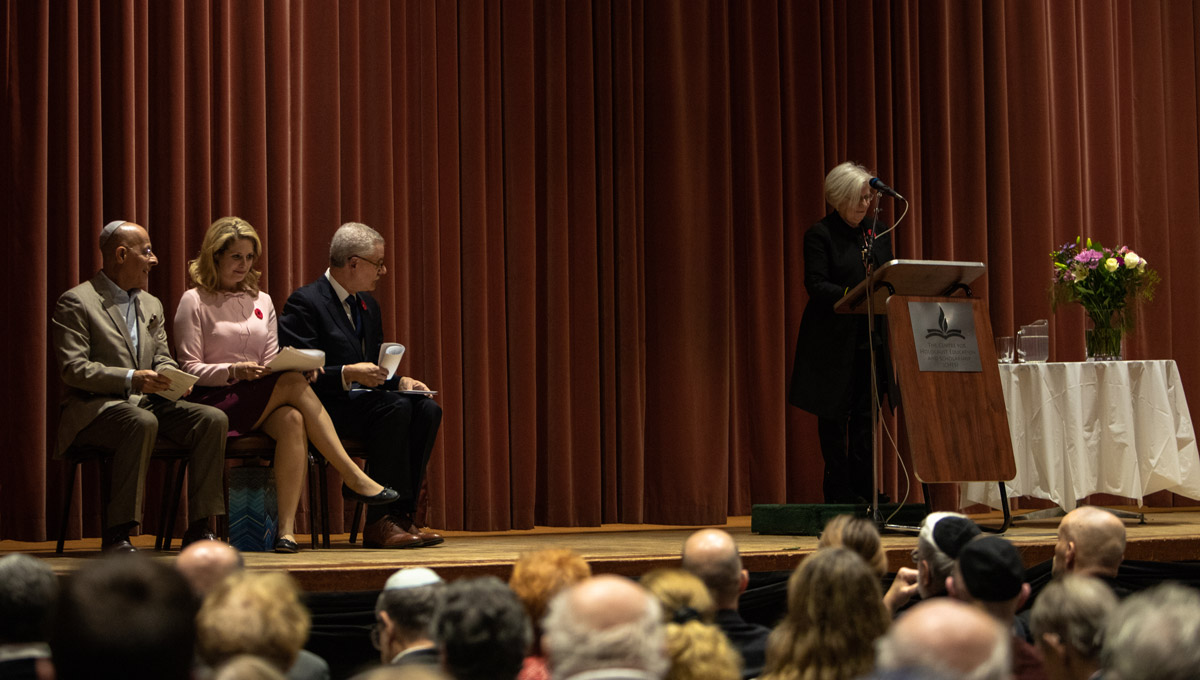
[274,536,299,554]
[341,483,400,505]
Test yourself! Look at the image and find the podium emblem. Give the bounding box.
[908,302,981,372]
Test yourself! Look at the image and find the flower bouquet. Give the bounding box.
[1050,237,1160,360]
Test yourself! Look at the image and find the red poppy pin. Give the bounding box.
[360,298,367,311]
[255,308,263,319]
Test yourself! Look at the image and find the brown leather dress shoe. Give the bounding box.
[362,515,423,549]
[397,514,445,547]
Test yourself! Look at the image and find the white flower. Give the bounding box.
[1073,265,1089,282]
[1104,257,1120,273]
[1138,258,1147,272]
[1124,252,1140,268]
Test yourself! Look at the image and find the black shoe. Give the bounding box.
[102,523,138,554]
[341,483,400,505]
[274,536,300,554]
[181,523,218,548]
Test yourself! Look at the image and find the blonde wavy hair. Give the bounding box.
[642,569,740,680]
[818,514,888,576]
[196,571,311,672]
[188,216,263,293]
[509,548,592,631]
[760,548,890,680]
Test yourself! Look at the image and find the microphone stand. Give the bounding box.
[862,199,884,525]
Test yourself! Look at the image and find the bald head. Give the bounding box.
[877,598,1010,680]
[176,541,244,597]
[680,528,744,608]
[542,576,667,679]
[1053,507,1126,578]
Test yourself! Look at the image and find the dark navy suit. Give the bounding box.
[278,275,441,523]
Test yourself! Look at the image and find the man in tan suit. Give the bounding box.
[52,220,227,552]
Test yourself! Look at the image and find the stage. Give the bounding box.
[6,507,1200,593]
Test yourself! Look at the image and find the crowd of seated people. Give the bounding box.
[10,505,1200,680]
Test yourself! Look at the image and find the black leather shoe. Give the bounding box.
[181,524,218,548]
[102,523,138,554]
[274,536,300,554]
[102,536,137,554]
[341,483,400,505]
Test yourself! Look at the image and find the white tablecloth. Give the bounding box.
[962,360,1200,511]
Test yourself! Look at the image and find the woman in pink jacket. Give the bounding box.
[175,216,397,553]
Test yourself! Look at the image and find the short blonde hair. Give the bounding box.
[196,572,310,672]
[640,569,717,624]
[823,162,873,216]
[188,216,263,294]
[508,549,592,630]
[665,620,742,680]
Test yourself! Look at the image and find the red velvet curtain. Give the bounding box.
[4,0,1198,540]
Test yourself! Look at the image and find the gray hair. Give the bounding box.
[1029,575,1117,660]
[876,621,1010,680]
[0,553,58,643]
[329,221,385,267]
[375,581,444,637]
[1100,583,1200,680]
[542,586,669,680]
[823,161,873,216]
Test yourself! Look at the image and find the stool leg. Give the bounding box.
[319,461,330,549]
[308,453,320,550]
[57,461,80,555]
[350,501,364,544]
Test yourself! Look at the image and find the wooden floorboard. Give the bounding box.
[6,507,1200,592]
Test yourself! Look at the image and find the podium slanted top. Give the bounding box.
[835,259,986,315]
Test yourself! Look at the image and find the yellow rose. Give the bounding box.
[1104,257,1119,273]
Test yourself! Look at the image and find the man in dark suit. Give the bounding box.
[52,221,226,552]
[278,222,443,549]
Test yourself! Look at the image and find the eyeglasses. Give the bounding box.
[911,548,921,563]
[858,192,877,205]
[353,254,386,272]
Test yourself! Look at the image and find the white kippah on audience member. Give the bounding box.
[384,567,443,591]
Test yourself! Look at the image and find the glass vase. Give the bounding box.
[1084,315,1124,361]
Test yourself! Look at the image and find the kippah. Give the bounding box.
[958,536,1025,602]
[99,220,127,248]
[932,516,981,559]
[384,567,442,590]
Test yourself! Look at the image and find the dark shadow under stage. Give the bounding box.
[7,507,1200,593]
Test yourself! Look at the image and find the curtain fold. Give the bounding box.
[6,0,1200,540]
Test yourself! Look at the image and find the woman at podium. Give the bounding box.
[789,161,893,504]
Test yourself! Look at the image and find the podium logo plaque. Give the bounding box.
[908,302,982,372]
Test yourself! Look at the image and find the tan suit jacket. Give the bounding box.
[51,272,177,457]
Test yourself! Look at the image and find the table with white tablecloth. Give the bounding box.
[962,360,1200,511]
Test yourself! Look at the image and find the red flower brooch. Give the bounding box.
[255,308,263,319]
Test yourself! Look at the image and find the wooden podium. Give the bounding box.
[837,260,1016,531]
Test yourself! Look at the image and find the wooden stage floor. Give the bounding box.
[6,507,1200,593]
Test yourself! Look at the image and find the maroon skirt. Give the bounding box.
[186,372,285,437]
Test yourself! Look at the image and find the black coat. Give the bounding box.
[788,210,893,419]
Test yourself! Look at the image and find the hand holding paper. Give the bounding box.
[378,343,405,380]
[267,346,326,372]
[156,366,200,401]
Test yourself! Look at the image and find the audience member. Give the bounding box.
[279,221,443,549]
[1029,575,1117,680]
[509,549,593,680]
[947,536,1046,680]
[176,539,244,597]
[196,570,330,680]
[876,598,1009,679]
[542,574,669,680]
[818,514,919,614]
[0,554,58,679]
[50,553,198,680]
[372,567,445,668]
[1052,507,1126,589]
[680,528,770,679]
[760,548,890,680]
[641,569,741,680]
[52,220,226,552]
[913,512,980,600]
[174,216,399,553]
[1099,583,1200,680]
[214,655,289,680]
[432,576,530,680]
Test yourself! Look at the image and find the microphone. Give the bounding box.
[869,177,905,201]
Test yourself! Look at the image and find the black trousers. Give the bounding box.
[816,348,876,503]
[321,390,442,523]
